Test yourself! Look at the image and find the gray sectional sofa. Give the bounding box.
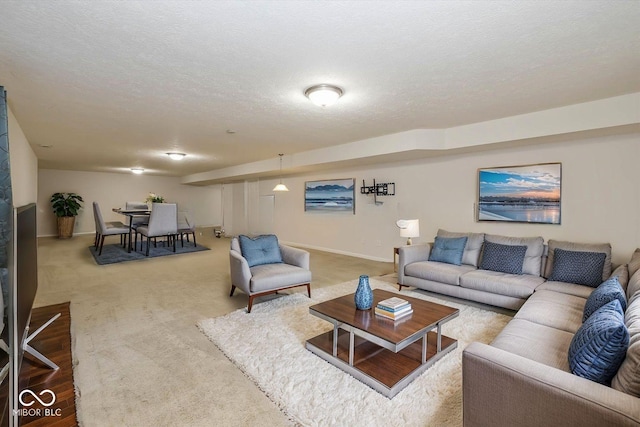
[396,229,639,425]
[463,249,640,426]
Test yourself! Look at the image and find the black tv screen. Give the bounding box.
[14,203,38,361]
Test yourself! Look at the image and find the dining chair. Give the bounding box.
[135,203,178,256]
[93,202,130,255]
[177,210,196,247]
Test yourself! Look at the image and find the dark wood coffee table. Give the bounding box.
[306,289,459,398]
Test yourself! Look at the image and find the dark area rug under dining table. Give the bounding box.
[89,241,209,265]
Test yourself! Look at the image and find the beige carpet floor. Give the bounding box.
[34,229,395,426]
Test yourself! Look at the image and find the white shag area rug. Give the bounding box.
[197,279,511,427]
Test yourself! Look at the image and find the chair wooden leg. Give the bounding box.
[98,235,106,256]
[306,283,311,298]
[192,232,197,247]
[247,295,255,313]
[229,285,236,297]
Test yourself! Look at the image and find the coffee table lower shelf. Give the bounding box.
[306,329,457,398]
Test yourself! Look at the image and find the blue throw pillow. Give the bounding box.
[238,234,283,267]
[548,248,606,287]
[568,300,629,385]
[428,236,468,266]
[583,276,627,322]
[479,241,527,275]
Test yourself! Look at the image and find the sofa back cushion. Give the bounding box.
[428,236,468,266]
[479,241,527,275]
[238,234,283,267]
[436,229,484,267]
[628,269,640,301]
[545,239,612,281]
[548,249,607,287]
[568,299,629,385]
[612,291,640,397]
[628,248,640,278]
[484,234,544,276]
[609,264,630,294]
[583,276,627,322]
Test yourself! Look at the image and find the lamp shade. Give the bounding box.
[396,219,419,245]
[273,183,289,192]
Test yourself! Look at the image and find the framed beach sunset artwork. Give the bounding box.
[477,163,561,224]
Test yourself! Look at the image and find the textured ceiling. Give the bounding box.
[0,1,638,177]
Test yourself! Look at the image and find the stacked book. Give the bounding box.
[374,296,413,320]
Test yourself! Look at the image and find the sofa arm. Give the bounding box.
[229,250,251,294]
[280,244,310,270]
[397,243,431,284]
[462,342,640,427]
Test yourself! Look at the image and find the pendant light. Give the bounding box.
[273,154,289,192]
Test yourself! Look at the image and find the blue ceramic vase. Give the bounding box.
[354,275,373,310]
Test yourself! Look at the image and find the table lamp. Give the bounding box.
[396,219,420,245]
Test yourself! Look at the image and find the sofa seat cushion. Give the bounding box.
[249,263,312,293]
[404,261,476,286]
[515,290,586,334]
[612,291,640,397]
[535,281,594,299]
[459,270,545,299]
[490,318,573,372]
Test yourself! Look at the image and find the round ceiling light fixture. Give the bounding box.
[131,168,145,174]
[304,84,343,107]
[166,152,186,160]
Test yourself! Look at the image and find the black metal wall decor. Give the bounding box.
[360,179,395,205]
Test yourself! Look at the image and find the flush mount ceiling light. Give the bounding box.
[304,84,343,107]
[131,168,144,174]
[273,154,289,192]
[166,152,186,160]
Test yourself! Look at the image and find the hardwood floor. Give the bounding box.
[6,302,77,427]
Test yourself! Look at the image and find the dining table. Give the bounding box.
[112,208,150,252]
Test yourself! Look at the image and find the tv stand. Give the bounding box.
[23,313,60,370]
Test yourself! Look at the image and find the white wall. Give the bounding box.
[8,107,37,206]
[231,132,639,265]
[37,169,222,236]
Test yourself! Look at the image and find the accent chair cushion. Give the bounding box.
[428,236,468,266]
[583,276,627,322]
[548,248,607,287]
[479,241,527,275]
[238,234,283,267]
[568,300,629,385]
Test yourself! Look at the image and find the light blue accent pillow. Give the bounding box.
[548,248,606,287]
[568,299,629,385]
[479,241,527,275]
[583,276,627,322]
[428,236,468,266]
[238,234,283,267]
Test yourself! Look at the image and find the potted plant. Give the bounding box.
[50,192,84,239]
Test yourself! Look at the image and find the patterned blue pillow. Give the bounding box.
[479,241,527,275]
[568,300,629,385]
[583,276,627,322]
[548,248,606,287]
[428,236,468,266]
[238,234,283,267]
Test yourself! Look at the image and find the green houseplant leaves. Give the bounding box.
[50,192,84,217]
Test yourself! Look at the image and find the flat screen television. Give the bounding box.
[3,203,38,426]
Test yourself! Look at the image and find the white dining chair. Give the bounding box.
[135,203,178,256]
[93,202,130,255]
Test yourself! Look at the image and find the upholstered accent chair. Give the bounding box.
[229,235,312,313]
[135,203,178,256]
[92,202,130,255]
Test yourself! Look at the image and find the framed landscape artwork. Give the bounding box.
[477,163,561,224]
[304,178,355,213]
